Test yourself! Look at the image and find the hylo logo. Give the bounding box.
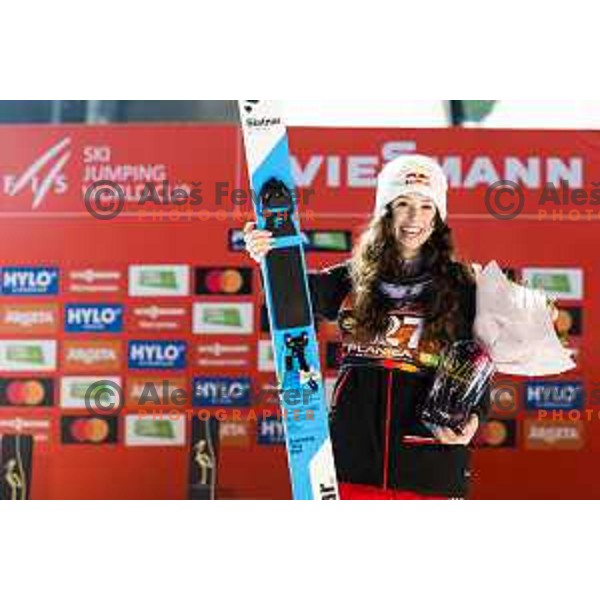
[65,304,123,332]
[1,268,59,295]
[525,382,584,411]
[257,417,286,445]
[193,377,251,407]
[128,341,187,369]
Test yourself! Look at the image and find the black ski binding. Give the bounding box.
[260,178,296,236]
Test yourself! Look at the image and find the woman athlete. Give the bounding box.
[244,155,488,500]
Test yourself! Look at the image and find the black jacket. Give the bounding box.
[308,260,488,498]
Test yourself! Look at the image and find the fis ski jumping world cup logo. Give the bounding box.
[1,137,71,210]
[128,341,187,370]
[1,267,59,296]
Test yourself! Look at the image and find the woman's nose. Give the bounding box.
[408,207,420,220]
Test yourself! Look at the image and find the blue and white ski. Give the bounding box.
[238,100,339,500]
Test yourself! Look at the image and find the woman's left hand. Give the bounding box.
[431,414,480,445]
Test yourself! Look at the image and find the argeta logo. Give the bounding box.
[62,341,121,372]
[0,303,59,335]
[220,421,250,448]
[525,420,585,450]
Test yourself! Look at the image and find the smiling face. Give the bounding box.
[390,194,437,259]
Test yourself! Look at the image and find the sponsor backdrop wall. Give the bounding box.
[0,125,595,499]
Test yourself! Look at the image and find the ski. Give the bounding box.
[238,100,339,500]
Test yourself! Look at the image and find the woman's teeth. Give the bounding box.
[401,227,422,236]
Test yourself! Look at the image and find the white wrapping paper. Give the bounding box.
[473,261,576,376]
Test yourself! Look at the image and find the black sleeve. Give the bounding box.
[307,261,353,322]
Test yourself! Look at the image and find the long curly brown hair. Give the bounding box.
[349,205,475,349]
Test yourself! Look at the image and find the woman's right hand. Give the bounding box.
[243,221,274,264]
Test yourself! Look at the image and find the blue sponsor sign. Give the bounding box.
[1,267,59,295]
[257,416,285,445]
[192,377,251,407]
[65,304,123,333]
[128,341,187,370]
[525,381,585,411]
[228,230,246,252]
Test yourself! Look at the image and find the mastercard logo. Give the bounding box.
[556,309,573,335]
[481,420,508,447]
[205,269,244,293]
[197,268,252,296]
[68,418,112,444]
[5,379,48,406]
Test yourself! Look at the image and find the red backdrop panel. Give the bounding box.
[0,124,595,499]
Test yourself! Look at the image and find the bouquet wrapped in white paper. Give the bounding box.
[473,261,576,376]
